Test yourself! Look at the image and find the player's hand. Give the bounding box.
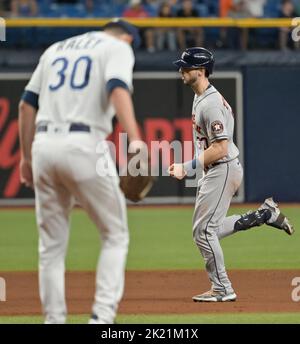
[167,163,187,180]
[20,158,33,188]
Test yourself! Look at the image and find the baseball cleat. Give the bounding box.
[259,197,294,235]
[192,290,237,302]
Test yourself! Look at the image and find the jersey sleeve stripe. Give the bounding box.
[106,78,129,94]
[210,135,229,142]
[21,90,39,110]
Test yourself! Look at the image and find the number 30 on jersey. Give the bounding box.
[49,56,92,91]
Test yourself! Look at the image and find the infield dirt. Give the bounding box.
[0,270,299,315]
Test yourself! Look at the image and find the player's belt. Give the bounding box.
[207,157,239,170]
[36,123,90,133]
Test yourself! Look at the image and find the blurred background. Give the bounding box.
[0,0,300,204]
[1,0,300,51]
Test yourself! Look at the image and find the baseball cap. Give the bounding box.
[103,19,141,49]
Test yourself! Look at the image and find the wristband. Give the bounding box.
[183,158,200,175]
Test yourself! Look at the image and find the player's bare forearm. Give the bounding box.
[110,87,142,143]
[18,100,37,188]
[200,139,228,167]
[18,100,37,161]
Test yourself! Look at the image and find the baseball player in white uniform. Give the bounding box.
[169,47,294,302]
[18,19,142,324]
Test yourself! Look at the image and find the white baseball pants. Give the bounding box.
[32,125,128,324]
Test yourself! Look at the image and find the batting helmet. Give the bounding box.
[173,47,215,75]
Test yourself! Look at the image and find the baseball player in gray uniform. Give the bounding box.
[169,47,294,302]
[18,19,142,324]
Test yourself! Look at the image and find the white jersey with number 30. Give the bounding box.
[25,31,135,135]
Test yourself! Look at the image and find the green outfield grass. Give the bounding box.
[0,313,300,324]
[0,206,299,271]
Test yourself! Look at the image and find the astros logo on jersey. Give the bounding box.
[211,120,224,134]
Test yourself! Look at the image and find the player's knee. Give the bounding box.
[38,232,69,261]
[192,226,207,248]
[193,220,207,236]
[103,231,129,248]
[39,247,67,268]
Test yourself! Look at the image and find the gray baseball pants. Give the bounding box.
[192,159,243,294]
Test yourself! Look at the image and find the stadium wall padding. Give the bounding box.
[0,67,299,203]
[243,66,300,202]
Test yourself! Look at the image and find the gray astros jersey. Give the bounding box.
[192,84,239,162]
